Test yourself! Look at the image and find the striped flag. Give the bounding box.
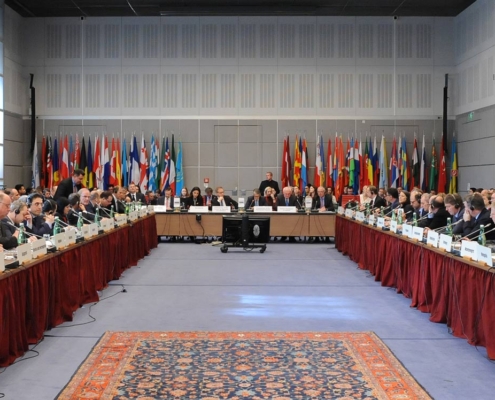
[169,135,176,195]
[160,137,170,194]
[175,139,184,196]
[139,134,148,193]
[448,136,458,193]
[148,136,159,192]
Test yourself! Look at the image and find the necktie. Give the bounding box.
[73,185,77,193]
[255,200,258,206]
[221,200,225,206]
[285,199,289,206]
[132,194,136,201]
[321,197,325,206]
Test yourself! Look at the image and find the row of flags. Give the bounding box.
[32,134,184,195]
[280,133,458,200]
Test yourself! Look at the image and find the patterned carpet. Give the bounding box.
[57,331,431,399]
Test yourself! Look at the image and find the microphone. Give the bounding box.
[69,209,93,224]
[433,219,464,232]
[295,198,303,210]
[458,223,494,242]
[6,221,44,239]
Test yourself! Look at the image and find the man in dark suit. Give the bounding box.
[423,195,449,231]
[276,187,301,209]
[293,186,304,208]
[128,183,146,203]
[259,172,280,196]
[212,187,238,209]
[246,189,266,209]
[369,186,386,211]
[383,188,400,216]
[111,186,127,214]
[203,187,217,210]
[24,193,55,236]
[157,188,174,210]
[54,169,84,200]
[312,186,335,211]
[0,194,20,249]
[445,193,465,235]
[461,193,495,240]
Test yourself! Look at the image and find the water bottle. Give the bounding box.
[445,217,453,237]
[110,205,115,219]
[478,225,486,246]
[95,208,101,227]
[53,217,61,235]
[413,212,418,227]
[380,207,384,217]
[77,212,84,237]
[18,224,26,245]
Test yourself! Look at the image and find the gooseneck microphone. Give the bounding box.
[5,221,44,239]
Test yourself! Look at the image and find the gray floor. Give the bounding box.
[1,241,495,399]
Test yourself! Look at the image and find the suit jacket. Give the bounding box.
[54,178,82,200]
[369,195,386,211]
[0,219,18,249]
[312,195,335,211]
[111,196,126,214]
[25,215,53,236]
[452,207,465,235]
[265,196,276,211]
[276,195,301,209]
[129,192,146,203]
[461,208,495,240]
[211,195,238,209]
[259,179,280,196]
[246,196,266,208]
[157,196,174,209]
[425,207,450,231]
[186,195,204,208]
[383,200,400,217]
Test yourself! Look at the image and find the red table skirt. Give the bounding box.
[335,215,495,359]
[0,215,158,367]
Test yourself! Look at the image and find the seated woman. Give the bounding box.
[180,187,189,209]
[264,187,276,211]
[55,197,71,224]
[186,186,203,208]
[68,193,81,225]
[42,199,58,216]
[398,190,415,221]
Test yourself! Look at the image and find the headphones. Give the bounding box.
[10,200,24,215]
[430,198,441,209]
[469,194,485,211]
[26,193,39,206]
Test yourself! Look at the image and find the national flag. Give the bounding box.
[338,136,346,198]
[32,139,40,188]
[344,138,351,188]
[115,137,122,186]
[429,136,437,192]
[420,135,427,192]
[87,137,94,189]
[301,138,308,190]
[74,134,80,171]
[160,137,170,194]
[121,138,128,188]
[47,137,53,188]
[353,138,360,195]
[449,136,458,193]
[313,135,322,187]
[69,135,74,175]
[175,139,184,196]
[169,135,176,195]
[320,135,326,187]
[390,136,398,188]
[79,137,87,188]
[379,136,388,189]
[437,132,447,193]
[401,137,408,190]
[93,135,102,189]
[139,134,148,193]
[130,135,140,186]
[102,135,110,189]
[110,137,118,186]
[293,135,301,188]
[373,136,379,186]
[148,136,158,192]
[326,138,333,189]
[412,137,420,188]
[41,136,47,188]
[52,138,60,185]
[281,136,291,188]
[61,135,69,180]
[397,136,402,187]
[362,138,368,188]
[349,138,355,191]
[332,134,338,193]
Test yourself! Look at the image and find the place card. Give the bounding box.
[305,197,313,210]
[82,224,91,239]
[368,214,375,225]
[376,217,385,228]
[53,232,68,250]
[461,240,478,261]
[402,224,413,238]
[31,238,47,259]
[426,230,439,248]
[17,243,32,264]
[238,198,245,209]
[390,220,398,233]
[101,218,113,232]
[439,234,453,252]
[345,209,353,218]
[478,245,493,267]
[66,229,76,245]
[337,206,345,215]
[0,254,4,272]
[355,212,365,222]
[129,210,139,221]
[212,206,231,213]
[412,227,424,241]
[115,215,127,227]
[277,206,297,213]
[89,223,99,237]
[188,206,208,213]
[153,205,167,213]
[253,206,273,213]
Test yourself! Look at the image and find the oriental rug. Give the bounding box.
[57,331,431,399]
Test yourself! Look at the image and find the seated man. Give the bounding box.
[423,195,449,231]
[24,193,55,236]
[461,193,495,240]
[157,187,174,209]
[99,190,115,217]
[444,193,465,235]
[246,189,266,209]
[203,187,217,210]
[312,186,335,212]
[293,186,304,208]
[212,187,238,209]
[0,196,23,249]
[276,186,301,209]
[111,186,127,214]
[383,188,400,216]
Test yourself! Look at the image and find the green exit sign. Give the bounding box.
[468,112,475,121]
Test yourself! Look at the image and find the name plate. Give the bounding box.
[337,206,345,215]
[153,205,167,213]
[101,218,113,232]
[426,230,439,247]
[390,220,398,233]
[173,197,181,209]
[402,224,413,238]
[212,206,231,213]
[412,227,424,241]
[355,212,365,222]
[305,196,313,209]
[147,205,154,214]
[345,209,353,218]
[189,206,208,213]
[0,255,4,272]
[461,240,478,260]
[238,198,245,208]
[277,206,297,213]
[17,243,32,264]
[478,245,493,267]
[368,214,375,225]
[82,224,91,239]
[439,234,453,252]
[66,229,76,245]
[377,217,385,228]
[129,210,139,221]
[116,215,127,227]
[89,223,99,237]
[253,206,273,213]
[31,238,47,259]
[53,232,68,250]
[139,207,147,217]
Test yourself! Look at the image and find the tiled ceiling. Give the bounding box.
[6,0,477,18]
